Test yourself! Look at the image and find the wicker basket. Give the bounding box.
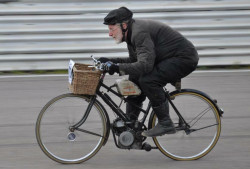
[69,63,102,95]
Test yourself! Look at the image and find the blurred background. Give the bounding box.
[0,1,250,169]
[1,0,250,73]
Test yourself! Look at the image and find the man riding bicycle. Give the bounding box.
[99,7,199,137]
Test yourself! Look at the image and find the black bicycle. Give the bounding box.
[36,57,224,164]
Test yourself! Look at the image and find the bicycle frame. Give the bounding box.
[71,72,196,144]
[76,73,189,129]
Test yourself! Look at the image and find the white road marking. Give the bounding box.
[0,69,249,79]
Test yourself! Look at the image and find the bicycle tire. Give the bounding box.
[36,93,109,164]
[149,89,221,161]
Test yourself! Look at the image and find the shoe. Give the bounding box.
[141,119,176,137]
[142,100,176,137]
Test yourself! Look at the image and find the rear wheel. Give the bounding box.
[151,90,221,160]
[36,93,107,164]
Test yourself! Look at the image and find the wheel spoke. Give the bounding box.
[153,91,221,161]
[36,94,106,164]
[189,106,211,127]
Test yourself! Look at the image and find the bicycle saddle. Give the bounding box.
[171,79,181,91]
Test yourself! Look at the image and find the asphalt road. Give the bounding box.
[0,70,249,169]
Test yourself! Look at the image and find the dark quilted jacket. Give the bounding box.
[110,19,199,76]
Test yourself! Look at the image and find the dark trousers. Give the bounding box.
[127,57,198,107]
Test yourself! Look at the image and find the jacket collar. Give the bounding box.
[126,19,134,45]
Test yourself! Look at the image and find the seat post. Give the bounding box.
[174,79,181,91]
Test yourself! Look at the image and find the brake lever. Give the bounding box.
[89,55,105,71]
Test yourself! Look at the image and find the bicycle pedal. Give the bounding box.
[142,142,152,152]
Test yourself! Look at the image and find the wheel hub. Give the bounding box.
[67,132,76,141]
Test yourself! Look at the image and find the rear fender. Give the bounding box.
[170,89,224,117]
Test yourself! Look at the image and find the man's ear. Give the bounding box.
[122,23,128,30]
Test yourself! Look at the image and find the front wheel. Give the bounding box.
[36,93,108,164]
[150,90,221,161]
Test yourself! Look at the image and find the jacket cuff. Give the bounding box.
[118,64,126,76]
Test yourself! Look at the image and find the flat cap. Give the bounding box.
[104,7,133,25]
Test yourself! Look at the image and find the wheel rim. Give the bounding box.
[153,92,221,160]
[36,95,106,163]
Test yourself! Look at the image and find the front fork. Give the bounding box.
[69,96,97,131]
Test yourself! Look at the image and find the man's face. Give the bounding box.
[108,24,123,44]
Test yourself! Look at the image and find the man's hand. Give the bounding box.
[103,61,119,75]
[98,57,110,63]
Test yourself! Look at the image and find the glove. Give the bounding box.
[103,61,119,75]
[98,57,110,63]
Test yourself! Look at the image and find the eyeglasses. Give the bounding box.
[109,27,119,33]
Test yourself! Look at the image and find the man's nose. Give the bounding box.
[109,31,113,37]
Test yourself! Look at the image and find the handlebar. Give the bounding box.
[89,55,105,71]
